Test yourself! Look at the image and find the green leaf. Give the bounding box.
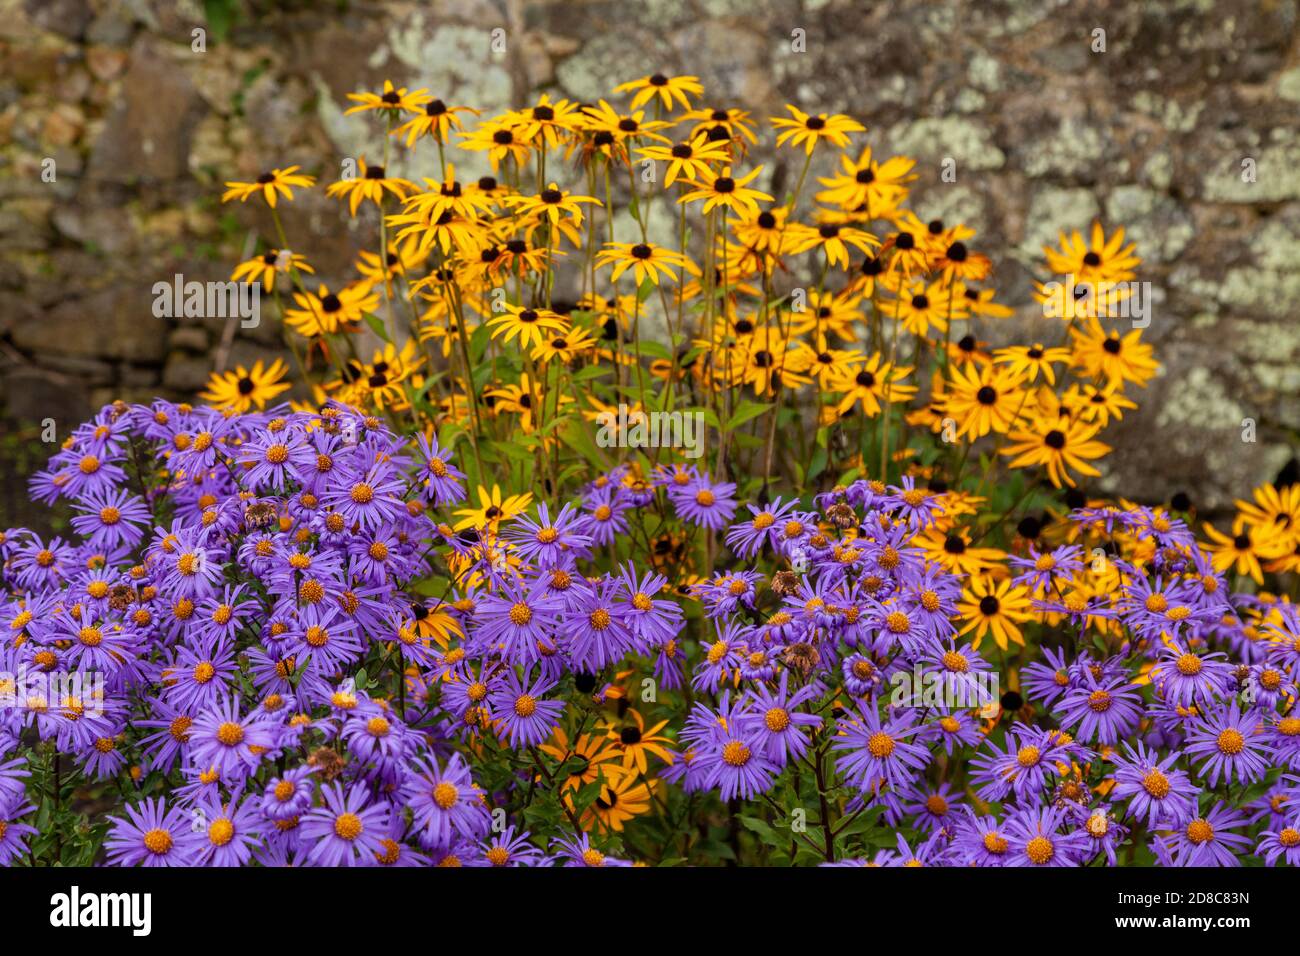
[723,400,772,432]
[363,312,391,343]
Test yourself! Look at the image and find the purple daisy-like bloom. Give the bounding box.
[1020,646,1075,707]
[192,787,265,867]
[1003,805,1090,867]
[737,671,822,764]
[320,457,408,533]
[832,701,930,795]
[970,723,1083,803]
[1184,699,1271,788]
[900,780,963,834]
[300,782,391,867]
[69,487,152,550]
[562,575,638,671]
[724,497,799,559]
[1152,641,1235,708]
[187,697,277,778]
[669,474,737,530]
[617,563,682,647]
[550,830,632,867]
[1053,672,1144,744]
[488,670,565,747]
[1157,802,1252,867]
[471,574,564,666]
[239,427,316,492]
[104,796,201,867]
[403,752,491,851]
[415,432,466,506]
[261,766,316,821]
[0,792,37,866]
[949,809,1013,867]
[1110,741,1198,827]
[698,719,779,801]
[579,485,631,547]
[504,502,592,568]
[1257,819,1300,866]
[479,824,547,866]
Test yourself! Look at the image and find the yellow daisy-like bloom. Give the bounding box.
[681,105,759,148]
[943,362,1028,439]
[678,166,773,218]
[230,249,313,291]
[283,282,380,338]
[614,72,703,111]
[1062,381,1138,427]
[392,96,479,146]
[503,182,601,228]
[486,303,569,350]
[199,359,291,413]
[581,773,655,834]
[957,576,1034,651]
[815,146,917,213]
[580,99,671,148]
[958,283,1016,318]
[1000,414,1112,489]
[325,159,418,215]
[1069,319,1159,388]
[452,484,534,533]
[993,344,1072,386]
[530,325,597,365]
[345,79,429,115]
[458,120,534,171]
[784,220,880,270]
[637,135,732,188]
[1233,483,1300,552]
[221,166,315,209]
[829,353,916,418]
[885,276,966,336]
[730,205,791,256]
[1201,520,1286,585]
[1043,221,1141,284]
[508,94,585,148]
[770,104,865,154]
[595,241,697,287]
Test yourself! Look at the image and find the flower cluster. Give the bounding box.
[3,74,1298,868]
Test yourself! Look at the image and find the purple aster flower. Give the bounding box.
[1110,741,1198,827]
[1152,641,1235,708]
[725,497,799,559]
[471,574,564,667]
[0,792,37,865]
[1184,700,1271,788]
[403,752,491,850]
[832,702,930,795]
[187,697,277,778]
[261,766,316,821]
[1257,819,1300,866]
[1053,672,1144,744]
[1157,802,1252,867]
[669,473,737,530]
[300,782,391,867]
[550,830,632,867]
[415,432,466,506]
[737,671,822,764]
[488,670,565,747]
[69,487,152,550]
[104,797,201,867]
[1003,805,1090,867]
[479,825,547,866]
[504,502,592,568]
[320,457,408,533]
[192,787,265,866]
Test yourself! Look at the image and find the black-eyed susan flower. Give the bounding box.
[458,120,534,170]
[392,97,479,146]
[1069,319,1159,388]
[1043,221,1140,284]
[1201,520,1286,585]
[785,220,880,269]
[770,104,865,154]
[503,182,600,228]
[678,165,772,217]
[943,362,1027,438]
[614,73,703,111]
[345,79,429,116]
[283,282,380,338]
[231,249,313,291]
[221,166,315,208]
[199,359,291,413]
[829,354,916,418]
[486,303,569,350]
[637,135,731,187]
[994,343,1072,385]
[530,325,597,364]
[815,146,916,213]
[1000,414,1112,488]
[509,93,584,148]
[325,159,418,215]
[957,576,1034,651]
[595,241,696,286]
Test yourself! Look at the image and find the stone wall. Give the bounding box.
[1,0,1297,523]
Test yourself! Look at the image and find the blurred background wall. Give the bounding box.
[1,0,1297,527]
